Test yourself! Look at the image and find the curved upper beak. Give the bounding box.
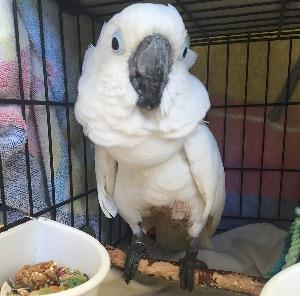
[129,34,172,111]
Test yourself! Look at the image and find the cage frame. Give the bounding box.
[0,0,299,245]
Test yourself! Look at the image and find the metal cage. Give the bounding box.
[0,0,299,244]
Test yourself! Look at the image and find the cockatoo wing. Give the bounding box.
[184,123,225,236]
[95,145,118,218]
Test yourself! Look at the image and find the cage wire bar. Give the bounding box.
[278,38,293,218]
[58,3,75,228]
[12,0,34,220]
[258,40,271,219]
[37,0,58,222]
[79,0,300,42]
[90,16,103,241]
[76,13,89,229]
[0,0,299,242]
[239,37,250,218]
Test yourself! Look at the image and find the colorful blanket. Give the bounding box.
[0,0,101,238]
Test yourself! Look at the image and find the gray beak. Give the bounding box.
[129,34,172,110]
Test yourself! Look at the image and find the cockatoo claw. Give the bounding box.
[124,235,147,284]
[179,238,207,292]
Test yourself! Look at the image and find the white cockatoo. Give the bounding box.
[75,3,225,291]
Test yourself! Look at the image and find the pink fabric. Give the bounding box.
[208,95,300,208]
[0,106,26,129]
[0,48,31,100]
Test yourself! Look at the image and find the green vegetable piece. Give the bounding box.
[61,274,88,288]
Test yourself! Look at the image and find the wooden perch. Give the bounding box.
[105,245,267,296]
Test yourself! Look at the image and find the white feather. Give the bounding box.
[184,49,197,69]
[81,44,95,76]
[184,123,225,236]
[95,146,118,218]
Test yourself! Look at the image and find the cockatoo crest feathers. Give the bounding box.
[167,3,182,17]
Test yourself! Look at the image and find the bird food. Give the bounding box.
[0,261,89,295]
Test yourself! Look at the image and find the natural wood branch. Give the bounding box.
[105,245,267,296]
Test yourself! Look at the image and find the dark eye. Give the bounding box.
[183,47,187,58]
[111,29,124,54]
[112,37,119,51]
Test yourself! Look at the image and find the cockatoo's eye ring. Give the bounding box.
[112,37,119,51]
[183,47,187,58]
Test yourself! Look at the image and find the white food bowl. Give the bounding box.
[260,263,300,296]
[0,218,110,296]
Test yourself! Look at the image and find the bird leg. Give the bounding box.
[179,237,207,291]
[124,232,147,284]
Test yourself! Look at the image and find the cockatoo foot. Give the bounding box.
[179,238,207,291]
[124,234,147,284]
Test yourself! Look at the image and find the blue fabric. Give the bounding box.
[17,0,69,205]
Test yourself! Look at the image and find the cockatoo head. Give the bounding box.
[75,3,210,147]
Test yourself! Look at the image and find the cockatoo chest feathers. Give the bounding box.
[107,135,185,167]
